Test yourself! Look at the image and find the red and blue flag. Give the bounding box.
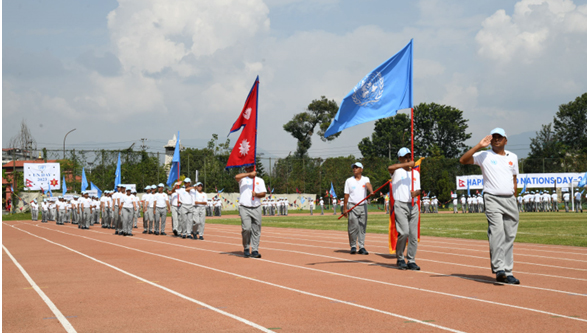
[226,76,259,169]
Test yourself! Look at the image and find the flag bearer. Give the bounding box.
[460,128,520,284]
[388,149,421,270]
[343,162,373,256]
[236,166,267,258]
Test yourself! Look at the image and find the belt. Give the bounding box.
[240,205,260,209]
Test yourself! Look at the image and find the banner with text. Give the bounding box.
[456,172,584,190]
[23,163,61,191]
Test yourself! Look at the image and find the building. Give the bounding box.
[164,134,183,176]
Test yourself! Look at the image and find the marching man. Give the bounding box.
[236,166,267,258]
[343,162,373,255]
[460,128,520,284]
[388,148,421,270]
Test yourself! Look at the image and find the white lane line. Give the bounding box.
[86,225,587,282]
[30,223,587,324]
[3,224,274,333]
[209,228,587,274]
[17,224,466,332]
[2,244,77,333]
[210,224,587,256]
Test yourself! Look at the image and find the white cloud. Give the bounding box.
[476,0,587,63]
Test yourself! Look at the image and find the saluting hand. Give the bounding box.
[479,135,492,148]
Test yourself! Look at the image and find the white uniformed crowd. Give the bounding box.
[261,197,289,216]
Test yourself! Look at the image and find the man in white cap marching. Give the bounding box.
[460,127,520,284]
[389,148,422,270]
[172,178,195,239]
[153,183,170,235]
[236,166,267,258]
[342,162,373,255]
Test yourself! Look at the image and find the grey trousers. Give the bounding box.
[193,206,206,236]
[394,201,419,263]
[310,206,313,215]
[122,207,133,234]
[31,209,38,221]
[154,207,167,233]
[42,210,48,222]
[144,210,154,232]
[180,204,194,236]
[59,209,66,224]
[240,205,262,251]
[50,208,56,221]
[484,194,519,275]
[114,206,121,232]
[347,203,367,249]
[82,208,91,228]
[575,199,583,213]
[91,210,99,225]
[453,203,458,213]
[171,205,180,232]
[134,207,139,227]
[564,200,570,212]
[320,205,324,215]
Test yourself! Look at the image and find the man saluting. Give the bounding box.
[460,128,520,284]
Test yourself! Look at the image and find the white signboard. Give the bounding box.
[456,173,584,190]
[23,163,61,191]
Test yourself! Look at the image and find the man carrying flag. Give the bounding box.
[342,162,373,255]
[226,76,267,258]
[388,148,421,270]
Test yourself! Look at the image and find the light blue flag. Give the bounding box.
[329,182,337,198]
[91,182,102,198]
[324,39,413,138]
[300,196,306,204]
[48,182,53,197]
[520,174,529,194]
[114,153,121,191]
[578,171,587,188]
[62,175,67,195]
[81,167,88,191]
[166,131,181,187]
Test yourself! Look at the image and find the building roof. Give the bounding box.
[2,159,58,169]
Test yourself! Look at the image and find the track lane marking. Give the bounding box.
[2,224,274,333]
[27,223,587,325]
[2,244,77,333]
[14,223,466,332]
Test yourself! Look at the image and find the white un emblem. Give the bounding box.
[352,72,384,106]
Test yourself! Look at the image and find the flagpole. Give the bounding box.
[411,107,415,206]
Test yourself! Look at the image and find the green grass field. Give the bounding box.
[208,211,587,247]
[5,208,585,247]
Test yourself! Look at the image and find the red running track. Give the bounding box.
[3,218,587,332]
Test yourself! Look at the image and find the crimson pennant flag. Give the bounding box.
[226,76,259,169]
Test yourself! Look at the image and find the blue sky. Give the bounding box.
[3,0,587,158]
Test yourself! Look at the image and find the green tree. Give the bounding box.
[414,103,471,158]
[358,103,471,159]
[525,123,566,173]
[553,92,587,154]
[283,96,340,158]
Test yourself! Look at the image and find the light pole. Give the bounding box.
[63,129,76,159]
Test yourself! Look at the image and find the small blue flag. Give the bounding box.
[329,182,337,198]
[62,175,67,195]
[91,182,102,198]
[81,167,88,191]
[324,39,413,138]
[166,131,181,187]
[48,182,53,197]
[300,196,306,204]
[520,174,529,194]
[114,153,122,191]
[578,171,587,188]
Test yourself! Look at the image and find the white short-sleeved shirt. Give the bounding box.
[551,193,557,201]
[170,192,179,206]
[193,192,207,207]
[153,192,169,208]
[576,192,582,200]
[121,194,134,208]
[563,193,570,201]
[238,177,267,207]
[390,169,420,203]
[473,150,518,196]
[344,175,371,205]
[319,200,324,206]
[176,188,194,205]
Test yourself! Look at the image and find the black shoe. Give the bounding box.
[496,271,507,283]
[506,275,520,284]
[244,249,251,258]
[148,231,153,234]
[154,232,159,235]
[182,235,186,239]
[173,230,178,236]
[134,226,137,229]
[128,233,133,237]
[187,235,192,239]
[115,231,119,235]
[407,262,420,271]
[161,232,166,236]
[350,247,357,255]
[397,260,408,270]
[251,251,262,258]
[143,230,147,234]
[199,236,204,240]
[358,248,369,255]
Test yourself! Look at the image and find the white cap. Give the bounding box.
[184,178,192,183]
[397,147,411,157]
[158,183,165,187]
